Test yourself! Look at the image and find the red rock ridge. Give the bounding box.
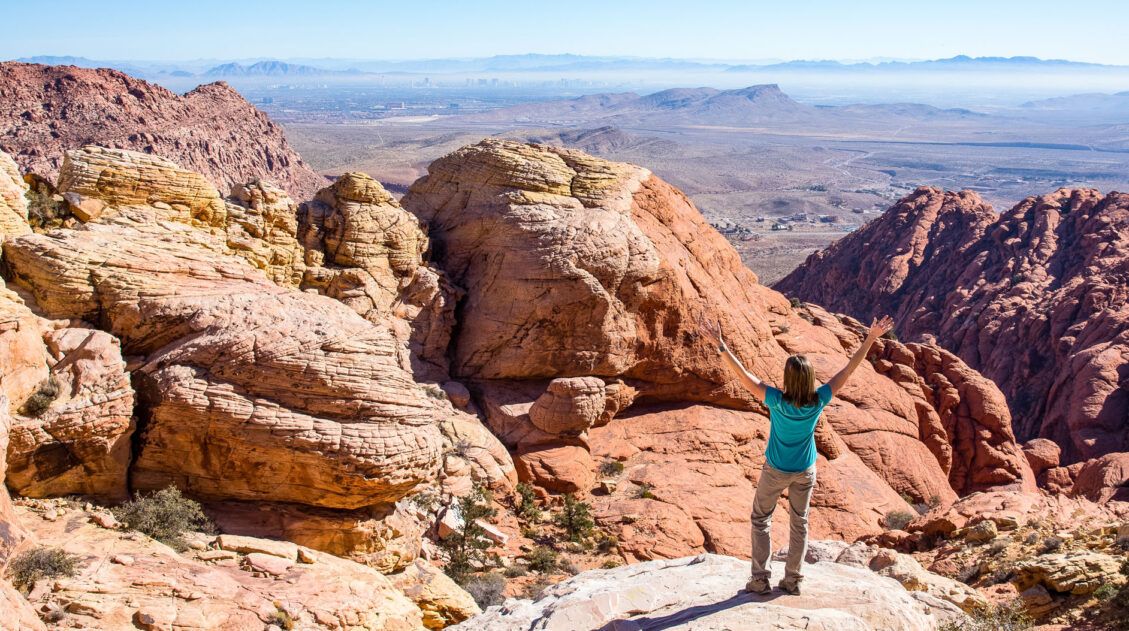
[777,187,1129,469]
[0,62,325,200]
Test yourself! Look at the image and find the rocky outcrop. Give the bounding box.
[0,62,324,199]
[403,140,1032,548]
[4,222,446,508]
[12,503,426,630]
[777,187,1129,468]
[0,149,30,238]
[453,553,963,630]
[1070,452,1129,503]
[5,326,134,500]
[298,172,458,379]
[390,559,481,629]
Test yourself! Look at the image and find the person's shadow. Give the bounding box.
[598,590,782,631]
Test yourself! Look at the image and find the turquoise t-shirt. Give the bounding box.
[763,384,833,472]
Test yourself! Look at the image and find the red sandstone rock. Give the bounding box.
[1023,439,1062,476]
[777,187,1129,468]
[400,141,1033,552]
[0,62,325,199]
[1070,452,1129,503]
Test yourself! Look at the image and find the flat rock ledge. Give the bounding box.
[453,553,964,631]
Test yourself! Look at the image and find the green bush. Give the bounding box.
[635,483,656,500]
[462,573,506,609]
[268,608,295,630]
[20,375,60,417]
[1095,582,1118,601]
[938,600,1030,631]
[111,486,213,551]
[553,494,595,543]
[526,545,559,573]
[515,483,542,522]
[598,460,625,477]
[884,510,915,531]
[7,547,79,592]
[439,483,498,584]
[503,564,528,578]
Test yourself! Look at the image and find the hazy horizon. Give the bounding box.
[5,0,1129,65]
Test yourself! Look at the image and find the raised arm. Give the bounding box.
[703,320,767,402]
[826,316,894,395]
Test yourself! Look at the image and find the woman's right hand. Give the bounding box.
[867,315,895,340]
[701,318,726,351]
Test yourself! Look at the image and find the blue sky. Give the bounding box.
[5,0,1128,64]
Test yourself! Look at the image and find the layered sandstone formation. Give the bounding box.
[12,501,430,630]
[776,188,1129,478]
[401,140,1034,551]
[0,62,324,199]
[298,172,459,379]
[1,145,513,561]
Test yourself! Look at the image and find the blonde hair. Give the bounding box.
[782,355,818,407]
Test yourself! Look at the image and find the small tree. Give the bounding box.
[439,483,498,584]
[112,486,213,551]
[515,482,542,522]
[553,494,595,543]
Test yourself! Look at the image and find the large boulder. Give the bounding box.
[451,553,962,630]
[403,140,1030,527]
[777,187,1129,467]
[4,221,445,509]
[5,326,135,500]
[0,149,30,238]
[298,172,457,379]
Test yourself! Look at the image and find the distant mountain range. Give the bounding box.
[463,83,987,127]
[11,53,1129,79]
[203,61,362,77]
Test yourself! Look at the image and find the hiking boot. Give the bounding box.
[778,577,802,595]
[744,577,770,594]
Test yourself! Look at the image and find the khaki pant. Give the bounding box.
[750,463,817,582]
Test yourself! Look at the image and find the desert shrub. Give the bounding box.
[503,564,527,578]
[601,559,622,569]
[525,545,559,573]
[598,460,624,477]
[521,578,551,600]
[1095,582,1118,601]
[553,494,594,542]
[407,490,440,514]
[988,539,1009,556]
[559,559,581,575]
[1040,536,1063,553]
[268,607,295,630]
[938,600,1030,631]
[515,483,542,522]
[439,483,498,584]
[7,547,79,592]
[112,486,213,551]
[20,375,60,417]
[635,483,656,500]
[983,564,1016,586]
[884,510,915,531]
[594,529,618,554]
[928,495,942,509]
[789,297,802,308]
[881,329,899,341]
[24,182,70,229]
[448,438,472,458]
[1023,532,1039,545]
[955,563,982,585]
[462,573,506,609]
